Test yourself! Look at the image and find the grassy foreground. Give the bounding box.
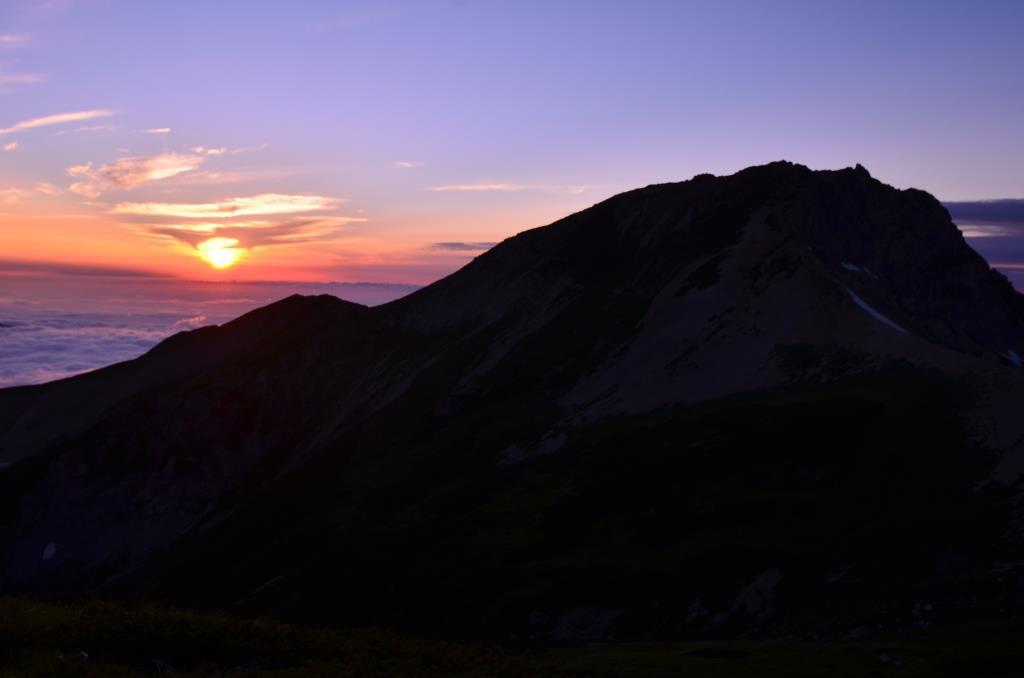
[1,597,1022,676]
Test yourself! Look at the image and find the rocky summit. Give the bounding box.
[2,162,1024,640]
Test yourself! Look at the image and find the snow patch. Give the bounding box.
[1002,349,1022,368]
[500,431,568,465]
[42,542,57,561]
[846,288,908,334]
[841,261,862,273]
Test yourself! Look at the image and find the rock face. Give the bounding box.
[2,161,1024,640]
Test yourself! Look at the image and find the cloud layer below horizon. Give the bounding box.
[0,277,418,388]
[947,200,1024,289]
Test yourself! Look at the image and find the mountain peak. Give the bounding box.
[3,163,1024,642]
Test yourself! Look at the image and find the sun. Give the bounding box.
[197,237,245,269]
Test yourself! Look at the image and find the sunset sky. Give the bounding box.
[2,0,1023,286]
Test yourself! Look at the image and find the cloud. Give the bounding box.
[112,193,342,218]
[0,258,167,277]
[192,145,226,156]
[0,34,30,49]
[0,72,46,93]
[160,167,298,186]
[945,200,1024,229]
[35,181,60,195]
[0,68,45,94]
[431,241,497,252]
[0,188,29,204]
[2,141,17,151]
[231,143,269,154]
[0,314,177,388]
[0,109,116,136]
[174,314,207,327]
[958,225,1019,239]
[947,200,1024,293]
[145,127,172,135]
[394,160,423,169]
[144,215,363,250]
[0,280,417,388]
[76,124,117,133]
[428,183,526,192]
[68,152,204,198]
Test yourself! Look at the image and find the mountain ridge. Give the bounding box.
[2,161,1024,640]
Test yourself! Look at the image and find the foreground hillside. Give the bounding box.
[1,162,1023,641]
[2,597,1022,677]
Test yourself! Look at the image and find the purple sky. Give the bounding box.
[1,1,1023,282]
[1,0,1023,385]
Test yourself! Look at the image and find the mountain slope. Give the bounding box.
[2,162,1023,640]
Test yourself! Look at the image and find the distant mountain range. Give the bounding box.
[2,162,1023,640]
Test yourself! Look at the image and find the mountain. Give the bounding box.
[2,161,1024,641]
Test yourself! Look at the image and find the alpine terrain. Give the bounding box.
[2,161,1024,642]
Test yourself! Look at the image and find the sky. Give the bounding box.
[1,0,1023,385]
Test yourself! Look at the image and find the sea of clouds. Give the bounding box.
[0,277,418,388]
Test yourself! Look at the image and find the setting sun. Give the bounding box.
[197,237,244,269]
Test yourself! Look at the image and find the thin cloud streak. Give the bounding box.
[231,143,269,154]
[76,124,118,133]
[112,193,343,219]
[67,153,205,198]
[0,188,29,204]
[145,215,364,251]
[0,109,117,136]
[945,200,1024,228]
[960,225,1021,238]
[0,34,30,48]
[0,258,168,277]
[145,127,172,135]
[0,72,46,92]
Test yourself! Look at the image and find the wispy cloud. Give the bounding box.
[155,167,300,187]
[67,152,204,198]
[112,193,342,219]
[0,188,29,204]
[394,160,423,169]
[76,124,118,133]
[431,241,497,251]
[0,109,116,136]
[144,215,364,250]
[35,181,60,195]
[428,183,526,192]
[945,200,1024,229]
[192,145,226,156]
[946,200,1024,292]
[0,71,46,93]
[145,127,172,135]
[231,143,269,154]
[0,258,166,277]
[2,141,17,152]
[0,34,30,49]
[959,225,1019,238]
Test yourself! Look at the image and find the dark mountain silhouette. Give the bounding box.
[2,162,1024,641]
